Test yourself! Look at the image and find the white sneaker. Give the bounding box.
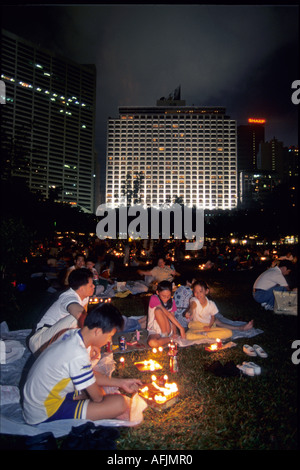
[237,363,255,376]
[264,304,273,311]
[243,361,261,375]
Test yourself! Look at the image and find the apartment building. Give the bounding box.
[1,29,97,212]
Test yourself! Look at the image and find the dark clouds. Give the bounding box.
[2,4,299,156]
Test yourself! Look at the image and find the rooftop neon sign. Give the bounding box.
[248,118,266,124]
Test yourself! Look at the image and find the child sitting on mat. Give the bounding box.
[185,280,232,341]
[147,280,186,348]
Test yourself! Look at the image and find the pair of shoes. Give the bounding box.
[237,362,261,376]
[243,344,268,358]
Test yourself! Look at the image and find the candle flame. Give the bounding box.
[154,394,167,403]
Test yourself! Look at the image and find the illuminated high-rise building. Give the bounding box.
[1,29,97,212]
[106,97,238,210]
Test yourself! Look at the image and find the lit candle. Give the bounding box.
[158,346,163,353]
[152,347,157,354]
[119,356,125,367]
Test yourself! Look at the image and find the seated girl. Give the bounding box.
[185,280,233,341]
[147,280,186,348]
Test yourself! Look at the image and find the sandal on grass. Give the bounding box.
[253,344,268,358]
[243,344,257,357]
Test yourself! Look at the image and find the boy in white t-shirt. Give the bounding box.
[28,268,95,355]
[23,303,142,425]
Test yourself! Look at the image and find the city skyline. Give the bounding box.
[1,3,299,174]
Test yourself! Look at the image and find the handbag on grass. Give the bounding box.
[273,290,297,316]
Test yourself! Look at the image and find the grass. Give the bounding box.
[0,263,299,450]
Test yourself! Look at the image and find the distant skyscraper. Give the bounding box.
[257,138,296,180]
[106,98,238,210]
[239,170,281,208]
[237,119,265,171]
[1,29,97,212]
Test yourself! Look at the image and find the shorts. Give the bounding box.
[43,392,89,422]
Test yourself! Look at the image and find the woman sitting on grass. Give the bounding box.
[147,280,186,348]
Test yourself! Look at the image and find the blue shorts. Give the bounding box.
[43,392,89,422]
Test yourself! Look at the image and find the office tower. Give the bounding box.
[237,118,265,171]
[106,99,238,210]
[257,138,297,180]
[286,146,299,179]
[239,170,281,208]
[1,29,97,212]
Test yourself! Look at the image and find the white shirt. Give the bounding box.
[189,296,218,325]
[36,288,89,330]
[23,329,95,425]
[253,266,288,291]
[151,265,174,283]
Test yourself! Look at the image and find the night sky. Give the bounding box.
[1,3,299,169]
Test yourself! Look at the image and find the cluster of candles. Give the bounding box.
[139,374,179,405]
[167,340,178,356]
[205,338,223,352]
[134,359,163,371]
[89,296,111,305]
[152,346,163,354]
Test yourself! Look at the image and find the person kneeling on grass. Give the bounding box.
[147,280,186,348]
[22,304,142,425]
